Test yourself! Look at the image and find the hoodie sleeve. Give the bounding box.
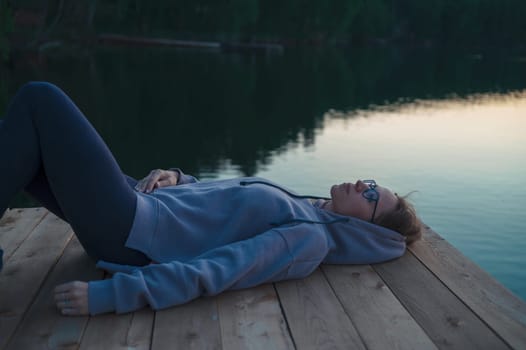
[88,225,328,315]
[168,168,199,185]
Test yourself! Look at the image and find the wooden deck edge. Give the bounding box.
[408,225,526,349]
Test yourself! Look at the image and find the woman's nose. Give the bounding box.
[355,180,366,191]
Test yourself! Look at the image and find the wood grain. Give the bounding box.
[374,251,510,349]
[80,308,154,350]
[218,284,294,350]
[6,237,101,350]
[0,213,72,349]
[0,208,47,262]
[323,264,437,350]
[409,227,526,349]
[152,297,221,350]
[276,268,366,350]
[2,209,524,350]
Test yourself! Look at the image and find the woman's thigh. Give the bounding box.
[2,82,149,265]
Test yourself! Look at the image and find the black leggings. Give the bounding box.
[0,82,150,266]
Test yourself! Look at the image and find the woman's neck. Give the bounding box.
[321,199,332,211]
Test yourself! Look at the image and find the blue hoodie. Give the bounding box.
[88,170,406,315]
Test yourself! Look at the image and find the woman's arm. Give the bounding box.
[56,225,328,315]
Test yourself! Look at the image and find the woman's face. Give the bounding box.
[326,180,398,221]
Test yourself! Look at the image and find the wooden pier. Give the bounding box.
[1,208,525,349]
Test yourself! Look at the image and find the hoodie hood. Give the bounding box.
[311,202,406,264]
[241,180,407,264]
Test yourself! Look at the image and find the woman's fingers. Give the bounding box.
[135,169,162,193]
[135,169,178,193]
[134,179,146,192]
[54,281,89,316]
[143,169,162,193]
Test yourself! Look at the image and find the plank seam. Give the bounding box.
[77,314,91,348]
[149,309,157,350]
[369,260,437,348]
[214,300,224,350]
[5,228,75,349]
[319,266,371,350]
[147,311,155,350]
[272,283,298,350]
[125,312,135,347]
[3,210,49,263]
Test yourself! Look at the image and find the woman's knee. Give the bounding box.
[16,81,77,125]
[4,82,60,125]
[14,82,64,112]
[17,81,63,100]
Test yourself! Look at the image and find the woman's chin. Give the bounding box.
[330,185,338,197]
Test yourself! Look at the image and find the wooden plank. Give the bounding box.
[6,236,102,350]
[322,264,437,350]
[79,306,154,349]
[123,309,155,349]
[409,227,526,349]
[0,212,73,349]
[275,268,367,350]
[152,297,221,350]
[374,251,510,349]
[0,207,47,262]
[217,284,294,350]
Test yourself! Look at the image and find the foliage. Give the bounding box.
[0,73,6,118]
[0,0,14,61]
[0,0,13,116]
[28,46,523,178]
[89,0,526,47]
[5,0,526,47]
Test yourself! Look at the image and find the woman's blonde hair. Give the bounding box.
[375,194,422,245]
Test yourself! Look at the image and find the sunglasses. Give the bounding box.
[362,180,379,223]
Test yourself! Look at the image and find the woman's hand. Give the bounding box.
[54,281,89,316]
[135,169,179,193]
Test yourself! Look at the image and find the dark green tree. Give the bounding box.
[0,0,14,61]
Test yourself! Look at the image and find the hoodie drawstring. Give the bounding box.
[270,217,349,227]
[239,180,330,200]
[239,180,346,227]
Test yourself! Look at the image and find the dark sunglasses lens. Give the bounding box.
[363,189,379,201]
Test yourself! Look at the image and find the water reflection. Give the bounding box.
[4,47,526,182]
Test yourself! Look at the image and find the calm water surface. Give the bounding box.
[5,46,526,300]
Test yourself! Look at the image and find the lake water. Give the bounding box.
[5,46,526,301]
